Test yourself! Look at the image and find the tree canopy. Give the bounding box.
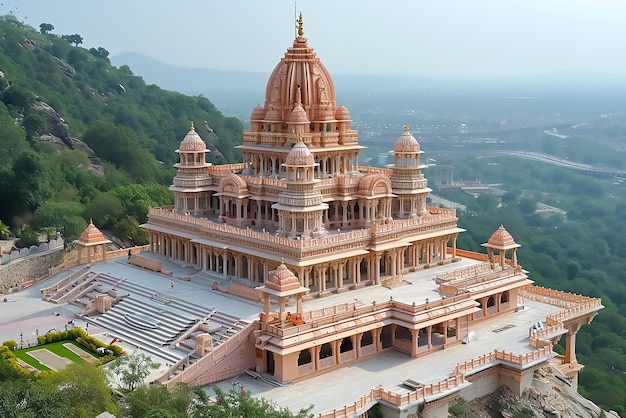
[435,154,626,415]
[0,18,241,245]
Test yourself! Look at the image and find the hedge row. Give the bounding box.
[34,327,123,357]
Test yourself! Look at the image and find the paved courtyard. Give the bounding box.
[0,254,564,415]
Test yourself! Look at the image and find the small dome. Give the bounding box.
[264,105,281,122]
[250,104,265,121]
[77,220,109,244]
[488,225,517,248]
[288,105,310,124]
[317,105,334,121]
[335,105,351,121]
[285,141,315,166]
[358,174,390,195]
[179,124,207,152]
[219,174,249,196]
[393,125,420,153]
[266,263,301,292]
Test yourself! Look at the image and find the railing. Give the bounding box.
[261,294,474,338]
[436,263,493,283]
[207,163,246,174]
[41,265,91,299]
[451,249,489,261]
[316,375,465,418]
[158,321,257,387]
[520,285,597,307]
[316,343,555,418]
[149,207,371,252]
[546,299,603,325]
[311,282,603,417]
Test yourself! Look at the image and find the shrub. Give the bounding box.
[2,339,18,351]
[449,400,476,418]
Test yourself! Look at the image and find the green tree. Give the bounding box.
[22,109,48,140]
[61,33,83,46]
[0,379,72,418]
[83,193,125,229]
[3,84,36,109]
[125,383,205,418]
[38,362,119,418]
[197,385,313,418]
[14,228,39,248]
[33,201,87,249]
[501,191,519,205]
[113,215,149,245]
[110,353,159,391]
[10,151,54,211]
[39,22,54,34]
[89,47,109,60]
[110,184,172,223]
[518,197,537,215]
[0,220,10,239]
[474,193,499,212]
[82,121,162,183]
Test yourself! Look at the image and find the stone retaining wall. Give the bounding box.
[0,249,65,293]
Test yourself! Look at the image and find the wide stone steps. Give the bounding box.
[94,298,196,345]
[89,322,185,364]
[85,271,251,362]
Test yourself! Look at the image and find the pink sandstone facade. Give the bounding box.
[143,16,602,418]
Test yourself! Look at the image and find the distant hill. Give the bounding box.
[0,16,243,243]
[0,19,243,168]
[112,51,626,122]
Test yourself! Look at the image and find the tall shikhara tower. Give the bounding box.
[146,12,463,293]
[241,13,361,180]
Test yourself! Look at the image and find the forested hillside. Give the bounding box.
[0,16,242,246]
[432,145,626,414]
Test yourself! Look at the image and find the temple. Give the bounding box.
[139,15,603,418]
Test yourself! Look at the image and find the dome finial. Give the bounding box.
[404,122,410,132]
[297,12,304,37]
[190,121,195,131]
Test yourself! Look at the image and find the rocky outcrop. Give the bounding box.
[51,56,76,78]
[33,101,105,176]
[460,366,618,418]
[33,101,70,139]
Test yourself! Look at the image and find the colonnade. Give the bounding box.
[147,230,458,294]
[474,291,513,320]
[245,151,359,178]
[267,315,471,382]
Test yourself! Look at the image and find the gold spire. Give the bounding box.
[404,122,410,132]
[190,121,195,131]
[297,12,304,37]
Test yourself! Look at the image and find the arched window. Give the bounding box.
[319,343,332,359]
[297,349,312,366]
[339,337,353,353]
[500,291,509,304]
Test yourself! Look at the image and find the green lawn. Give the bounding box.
[14,340,97,371]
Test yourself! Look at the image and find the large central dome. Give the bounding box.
[263,14,336,123]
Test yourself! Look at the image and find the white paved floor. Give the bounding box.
[0,254,563,416]
[210,299,562,415]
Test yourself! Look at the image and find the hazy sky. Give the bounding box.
[11,0,626,78]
